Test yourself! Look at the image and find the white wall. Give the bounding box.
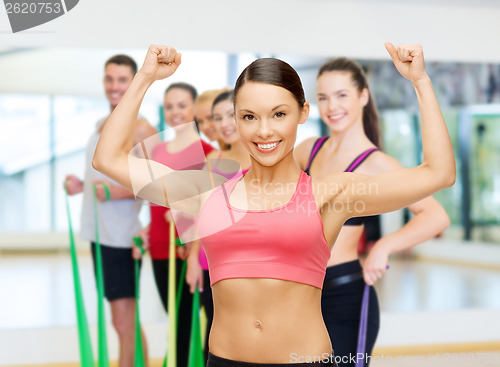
[1,0,500,96]
[0,0,499,62]
[0,48,229,97]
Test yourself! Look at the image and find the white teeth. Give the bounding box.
[331,114,344,119]
[257,142,279,149]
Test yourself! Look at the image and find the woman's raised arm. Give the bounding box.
[92,45,182,206]
[326,43,455,219]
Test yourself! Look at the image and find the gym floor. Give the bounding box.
[1,249,499,366]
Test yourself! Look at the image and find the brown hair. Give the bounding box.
[165,82,198,102]
[105,54,137,75]
[234,58,306,108]
[195,87,231,106]
[318,58,381,148]
[212,90,234,110]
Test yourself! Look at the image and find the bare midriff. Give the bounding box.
[209,278,332,363]
[327,225,364,267]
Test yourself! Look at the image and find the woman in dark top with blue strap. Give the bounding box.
[295,57,451,366]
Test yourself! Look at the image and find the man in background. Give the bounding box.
[65,54,156,367]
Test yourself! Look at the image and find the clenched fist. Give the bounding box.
[385,43,428,85]
[138,45,182,83]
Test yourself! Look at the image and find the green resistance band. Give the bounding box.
[175,237,187,318]
[93,184,110,367]
[64,184,95,367]
[167,221,177,367]
[133,236,146,367]
[162,235,188,367]
[102,182,111,201]
[188,287,205,367]
[174,238,207,351]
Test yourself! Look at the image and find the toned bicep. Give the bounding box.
[128,155,173,206]
[335,165,448,218]
[132,121,160,160]
[134,119,157,142]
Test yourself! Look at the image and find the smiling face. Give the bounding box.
[235,82,309,167]
[317,71,368,134]
[213,99,239,145]
[164,88,196,127]
[195,102,218,141]
[103,63,135,109]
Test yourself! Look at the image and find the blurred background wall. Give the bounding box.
[1,0,500,365]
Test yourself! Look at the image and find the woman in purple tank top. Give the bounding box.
[295,58,450,366]
[93,44,455,367]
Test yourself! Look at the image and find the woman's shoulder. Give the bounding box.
[294,136,321,169]
[357,149,404,175]
[206,149,221,160]
[296,136,321,153]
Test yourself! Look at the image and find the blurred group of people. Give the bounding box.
[65,47,450,367]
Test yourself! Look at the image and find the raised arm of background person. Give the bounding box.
[356,152,450,285]
[92,45,184,207]
[322,43,455,223]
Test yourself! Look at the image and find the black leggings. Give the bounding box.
[201,270,214,362]
[207,352,337,367]
[152,258,193,367]
[321,260,380,367]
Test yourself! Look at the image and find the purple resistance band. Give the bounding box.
[354,265,388,367]
[354,284,370,367]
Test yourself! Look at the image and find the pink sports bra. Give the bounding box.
[198,153,250,270]
[198,171,331,289]
[210,152,248,180]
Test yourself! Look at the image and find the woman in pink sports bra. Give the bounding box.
[295,58,450,366]
[93,44,455,367]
